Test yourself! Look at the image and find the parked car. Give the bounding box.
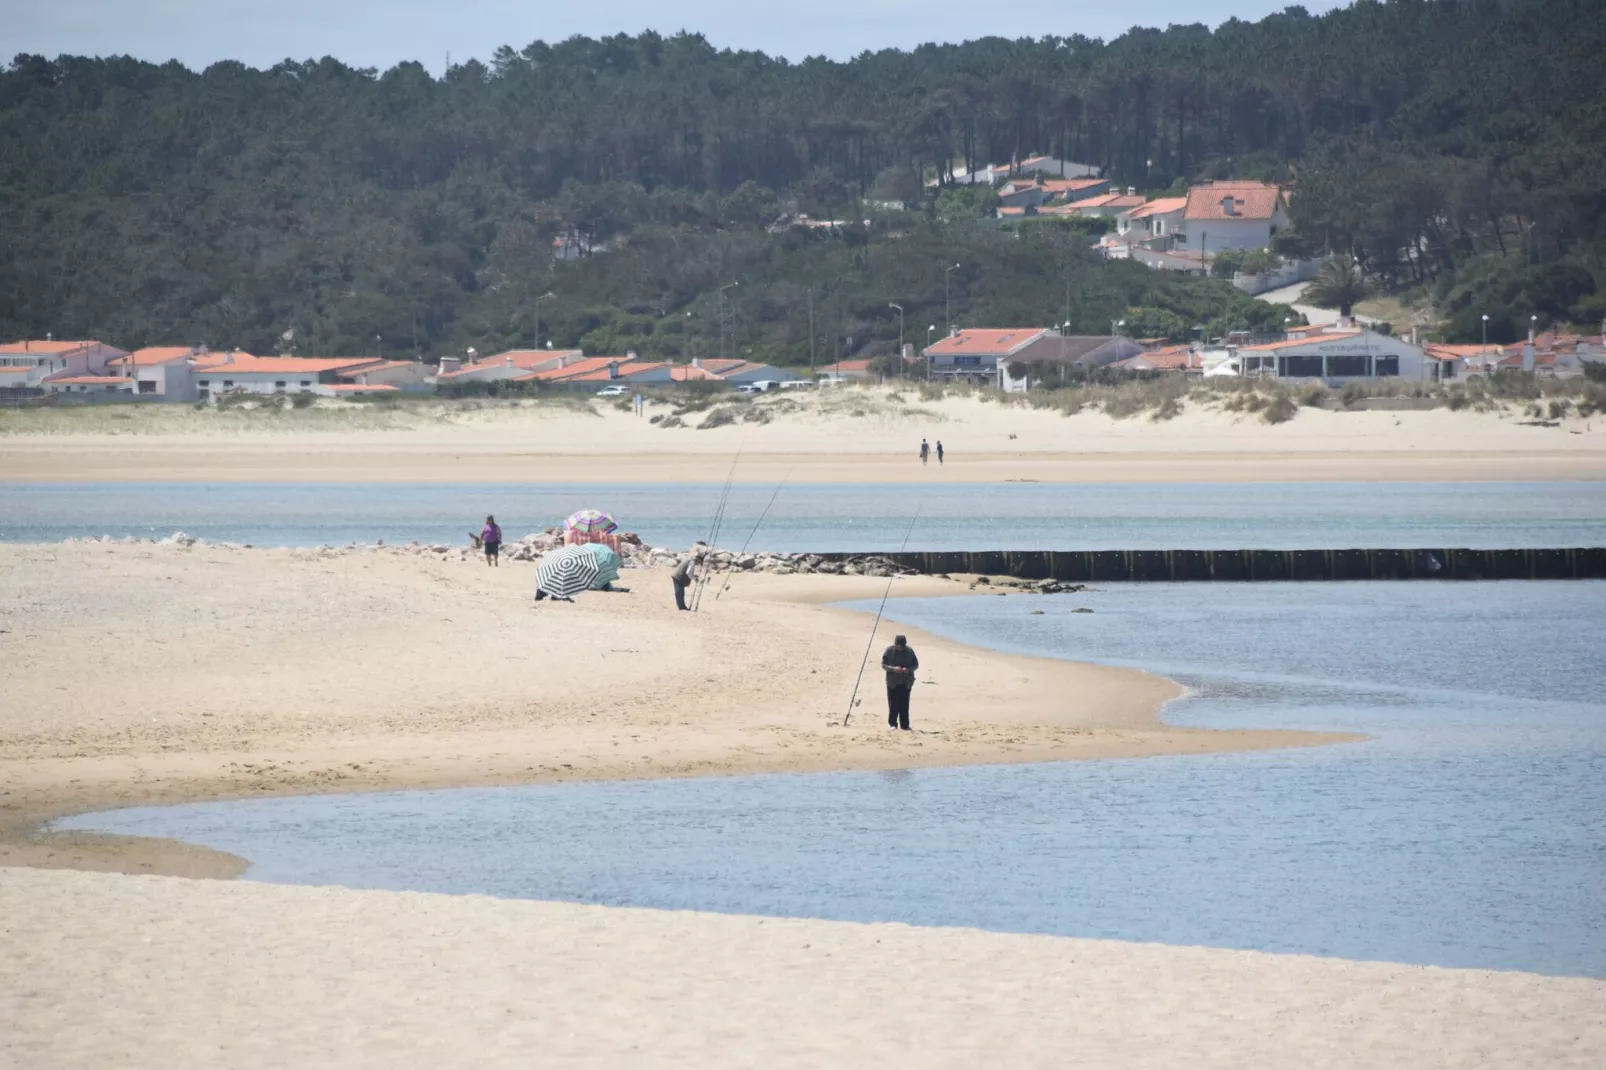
[747,380,783,393]
[735,384,762,395]
[596,385,627,397]
[778,380,815,390]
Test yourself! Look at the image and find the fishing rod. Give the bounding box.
[714,466,794,601]
[842,502,922,727]
[691,445,742,612]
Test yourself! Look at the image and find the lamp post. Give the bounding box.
[1111,318,1126,337]
[926,324,936,382]
[1481,313,1489,350]
[944,263,961,334]
[534,291,554,349]
[375,334,382,360]
[718,281,739,359]
[889,302,904,376]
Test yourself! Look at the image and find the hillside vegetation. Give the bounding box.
[2,0,1601,359]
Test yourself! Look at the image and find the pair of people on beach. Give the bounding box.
[919,439,944,466]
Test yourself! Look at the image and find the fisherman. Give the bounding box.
[919,438,930,465]
[881,634,919,730]
[672,551,702,612]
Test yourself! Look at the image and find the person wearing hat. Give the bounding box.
[881,634,920,730]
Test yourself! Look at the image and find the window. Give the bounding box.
[223,380,234,388]
[198,380,210,387]
[1282,355,1323,377]
[1326,355,1369,378]
[299,380,312,388]
[953,355,982,368]
[138,380,156,394]
[274,381,287,389]
[1374,356,1399,377]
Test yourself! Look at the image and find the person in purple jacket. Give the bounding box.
[481,515,502,567]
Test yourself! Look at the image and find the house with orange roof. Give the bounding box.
[525,356,676,388]
[335,359,432,390]
[435,349,586,385]
[1061,190,1148,219]
[42,375,136,396]
[0,339,127,389]
[816,359,873,382]
[1109,344,1200,373]
[104,345,213,399]
[191,354,386,402]
[1177,181,1290,252]
[1117,197,1189,241]
[924,328,1057,385]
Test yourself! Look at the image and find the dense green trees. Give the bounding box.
[2,1,1601,358]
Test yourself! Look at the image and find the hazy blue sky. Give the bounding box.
[6,1,1346,72]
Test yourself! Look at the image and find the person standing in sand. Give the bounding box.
[936,441,945,465]
[919,439,930,465]
[481,515,502,567]
[672,552,701,611]
[882,634,919,730]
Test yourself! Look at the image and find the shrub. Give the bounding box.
[1300,384,1330,407]
[1262,394,1298,424]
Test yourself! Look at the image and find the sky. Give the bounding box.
[4,0,1347,73]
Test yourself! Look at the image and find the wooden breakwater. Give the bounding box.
[814,548,1606,582]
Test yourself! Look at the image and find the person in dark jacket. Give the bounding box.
[881,634,919,730]
[671,552,702,611]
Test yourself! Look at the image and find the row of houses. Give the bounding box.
[0,338,797,401]
[1000,178,1292,256]
[898,323,1606,391]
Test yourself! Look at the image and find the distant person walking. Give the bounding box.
[936,441,945,465]
[882,634,919,730]
[672,552,701,611]
[481,515,502,567]
[919,439,930,465]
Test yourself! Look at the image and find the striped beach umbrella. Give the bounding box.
[535,545,601,599]
[563,508,619,535]
[578,544,621,589]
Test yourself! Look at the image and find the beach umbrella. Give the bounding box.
[563,508,619,535]
[578,544,621,589]
[535,545,601,599]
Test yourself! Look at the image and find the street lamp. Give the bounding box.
[1111,318,1126,337]
[944,263,961,334]
[926,324,936,382]
[1481,312,1489,349]
[889,302,904,375]
[534,291,554,349]
[718,281,739,359]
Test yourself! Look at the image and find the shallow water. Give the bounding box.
[5,481,1606,550]
[60,582,1606,977]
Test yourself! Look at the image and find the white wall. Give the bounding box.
[195,372,320,400]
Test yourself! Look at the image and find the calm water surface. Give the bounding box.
[5,481,1606,550]
[60,582,1606,977]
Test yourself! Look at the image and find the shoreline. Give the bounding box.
[0,546,1359,879]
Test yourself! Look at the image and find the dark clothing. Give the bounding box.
[484,541,500,559]
[936,444,944,464]
[881,643,919,728]
[887,684,912,730]
[672,558,695,611]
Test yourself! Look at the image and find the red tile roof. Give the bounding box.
[1184,181,1285,221]
[998,206,1028,217]
[819,359,871,373]
[322,383,400,392]
[518,357,620,382]
[48,375,131,385]
[437,350,581,379]
[336,360,414,378]
[1066,193,1146,211]
[550,361,669,383]
[108,347,197,367]
[925,329,1050,356]
[193,355,377,374]
[0,340,103,355]
[1237,332,1349,352]
[1124,197,1188,220]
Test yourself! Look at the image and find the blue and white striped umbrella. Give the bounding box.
[535,545,601,599]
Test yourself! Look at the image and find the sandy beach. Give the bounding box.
[3,472,1601,1064]
[3,388,1603,483]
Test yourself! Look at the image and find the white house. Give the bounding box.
[1177,181,1291,253]
[105,346,210,400]
[43,375,135,396]
[0,339,127,388]
[192,354,384,401]
[1117,197,1188,241]
[1230,328,1429,382]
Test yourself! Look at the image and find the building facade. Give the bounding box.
[0,339,127,388]
[1177,181,1291,252]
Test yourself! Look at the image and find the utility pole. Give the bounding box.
[808,289,816,374]
[718,281,739,360]
[944,263,961,334]
[534,291,554,350]
[889,302,904,377]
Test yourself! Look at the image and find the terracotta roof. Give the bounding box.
[1236,333,1353,352]
[548,361,670,383]
[1124,197,1188,220]
[819,360,871,373]
[669,366,722,382]
[1066,193,1146,211]
[193,356,376,374]
[437,350,581,379]
[1184,182,1284,221]
[0,340,103,354]
[1112,348,1196,371]
[336,360,414,378]
[519,358,621,382]
[1042,178,1104,193]
[1423,344,1509,360]
[693,359,749,375]
[998,206,1028,217]
[0,368,32,374]
[47,375,131,385]
[322,383,400,392]
[109,347,197,367]
[925,329,1050,357]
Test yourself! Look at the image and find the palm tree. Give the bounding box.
[1303,257,1372,319]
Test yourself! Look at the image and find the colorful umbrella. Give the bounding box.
[563,508,619,535]
[535,545,601,599]
[578,544,621,589]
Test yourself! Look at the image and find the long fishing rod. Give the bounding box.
[714,466,794,601]
[842,503,923,727]
[691,445,742,612]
